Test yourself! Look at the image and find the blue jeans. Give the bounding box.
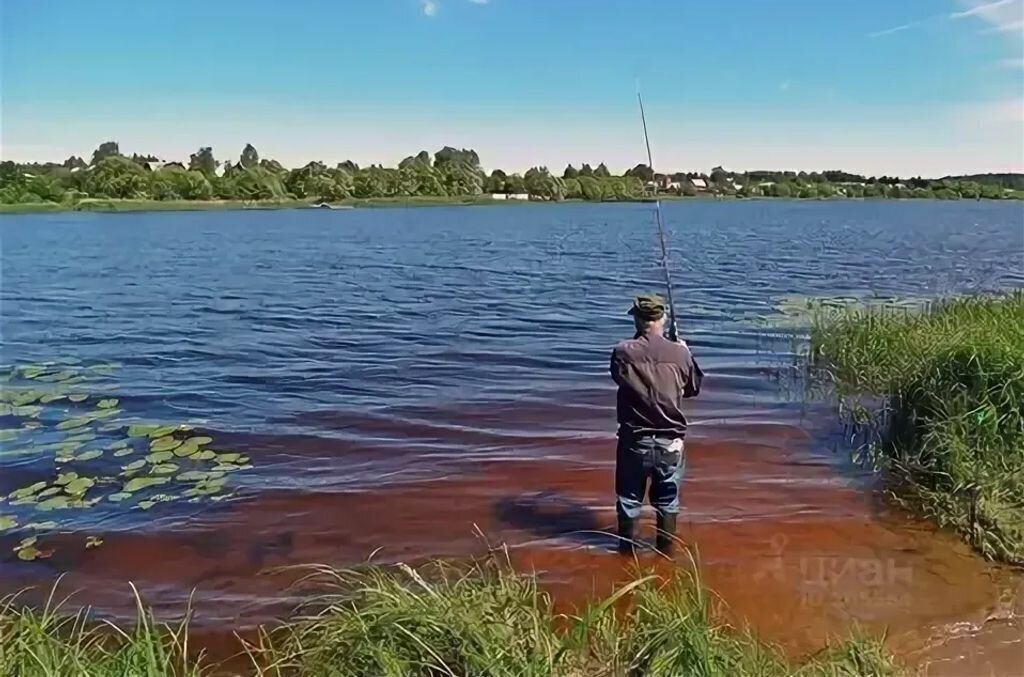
[615,432,685,520]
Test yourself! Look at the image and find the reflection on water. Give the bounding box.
[1,200,1022,673]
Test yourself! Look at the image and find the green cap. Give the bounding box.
[628,294,666,321]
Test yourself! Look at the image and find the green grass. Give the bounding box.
[0,580,205,676]
[810,292,1024,563]
[0,553,900,676]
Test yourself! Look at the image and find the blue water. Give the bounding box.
[2,201,1021,469]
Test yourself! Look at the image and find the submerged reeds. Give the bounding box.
[810,291,1024,563]
[1,553,900,676]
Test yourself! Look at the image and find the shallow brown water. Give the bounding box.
[2,202,1023,673]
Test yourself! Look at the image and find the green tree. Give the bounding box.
[563,177,582,199]
[578,176,603,201]
[260,158,286,175]
[150,168,213,200]
[232,166,286,200]
[563,164,579,179]
[772,182,793,198]
[578,164,594,177]
[87,156,149,198]
[63,156,87,170]
[240,144,260,169]
[484,169,507,194]
[594,163,611,178]
[505,174,526,194]
[189,147,218,177]
[626,164,654,182]
[90,141,121,166]
[337,160,359,173]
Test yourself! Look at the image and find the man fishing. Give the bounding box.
[610,293,702,557]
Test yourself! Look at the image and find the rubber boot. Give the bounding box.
[617,516,637,556]
[655,512,677,557]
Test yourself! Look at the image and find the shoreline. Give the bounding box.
[1,193,1021,215]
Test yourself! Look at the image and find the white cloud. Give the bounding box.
[951,0,1024,31]
[867,22,919,38]
[468,0,490,4]
[421,0,438,16]
[996,57,1024,68]
[779,81,791,91]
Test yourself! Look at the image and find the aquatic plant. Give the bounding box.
[0,360,255,560]
[0,583,205,676]
[242,552,899,677]
[0,554,901,676]
[810,292,1024,563]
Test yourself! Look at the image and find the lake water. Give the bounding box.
[2,200,1023,673]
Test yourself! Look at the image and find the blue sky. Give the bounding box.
[3,0,1022,176]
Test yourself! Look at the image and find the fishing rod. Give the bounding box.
[636,86,680,342]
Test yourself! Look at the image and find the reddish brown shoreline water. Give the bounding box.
[2,203,1023,674]
[5,423,1021,674]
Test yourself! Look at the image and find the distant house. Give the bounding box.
[508,193,530,201]
[655,175,681,191]
[689,178,708,191]
[491,193,508,200]
[141,160,187,172]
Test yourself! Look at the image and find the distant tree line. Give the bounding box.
[1,141,1021,206]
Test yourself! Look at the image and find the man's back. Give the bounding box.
[610,332,702,436]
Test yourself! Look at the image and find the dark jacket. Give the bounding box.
[610,332,703,437]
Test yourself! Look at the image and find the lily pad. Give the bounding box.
[64,432,97,443]
[99,422,123,432]
[86,536,104,549]
[21,366,46,379]
[0,430,19,442]
[13,406,43,418]
[146,451,174,464]
[89,408,120,420]
[55,472,79,486]
[64,477,95,496]
[150,436,181,452]
[215,452,242,463]
[57,417,93,431]
[124,476,170,492]
[137,500,156,510]
[176,470,213,482]
[122,460,147,472]
[36,496,70,511]
[108,492,132,502]
[39,393,66,404]
[174,444,200,457]
[9,482,48,500]
[189,449,217,461]
[111,440,129,450]
[16,546,49,561]
[150,463,179,475]
[0,516,17,531]
[97,399,119,409]
[147,426,176,439]
[128,424,159,438]
[187,436,213,446]
[113,448,135,457]
[37,487,62,498]
[68,393,89,403]
[18,536,39,548]
[74,450,103,462]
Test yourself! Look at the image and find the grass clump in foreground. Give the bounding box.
[1,554,899,676]
[810,292,1024,563]
[246,553,895,676]
[0,581,203,676]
